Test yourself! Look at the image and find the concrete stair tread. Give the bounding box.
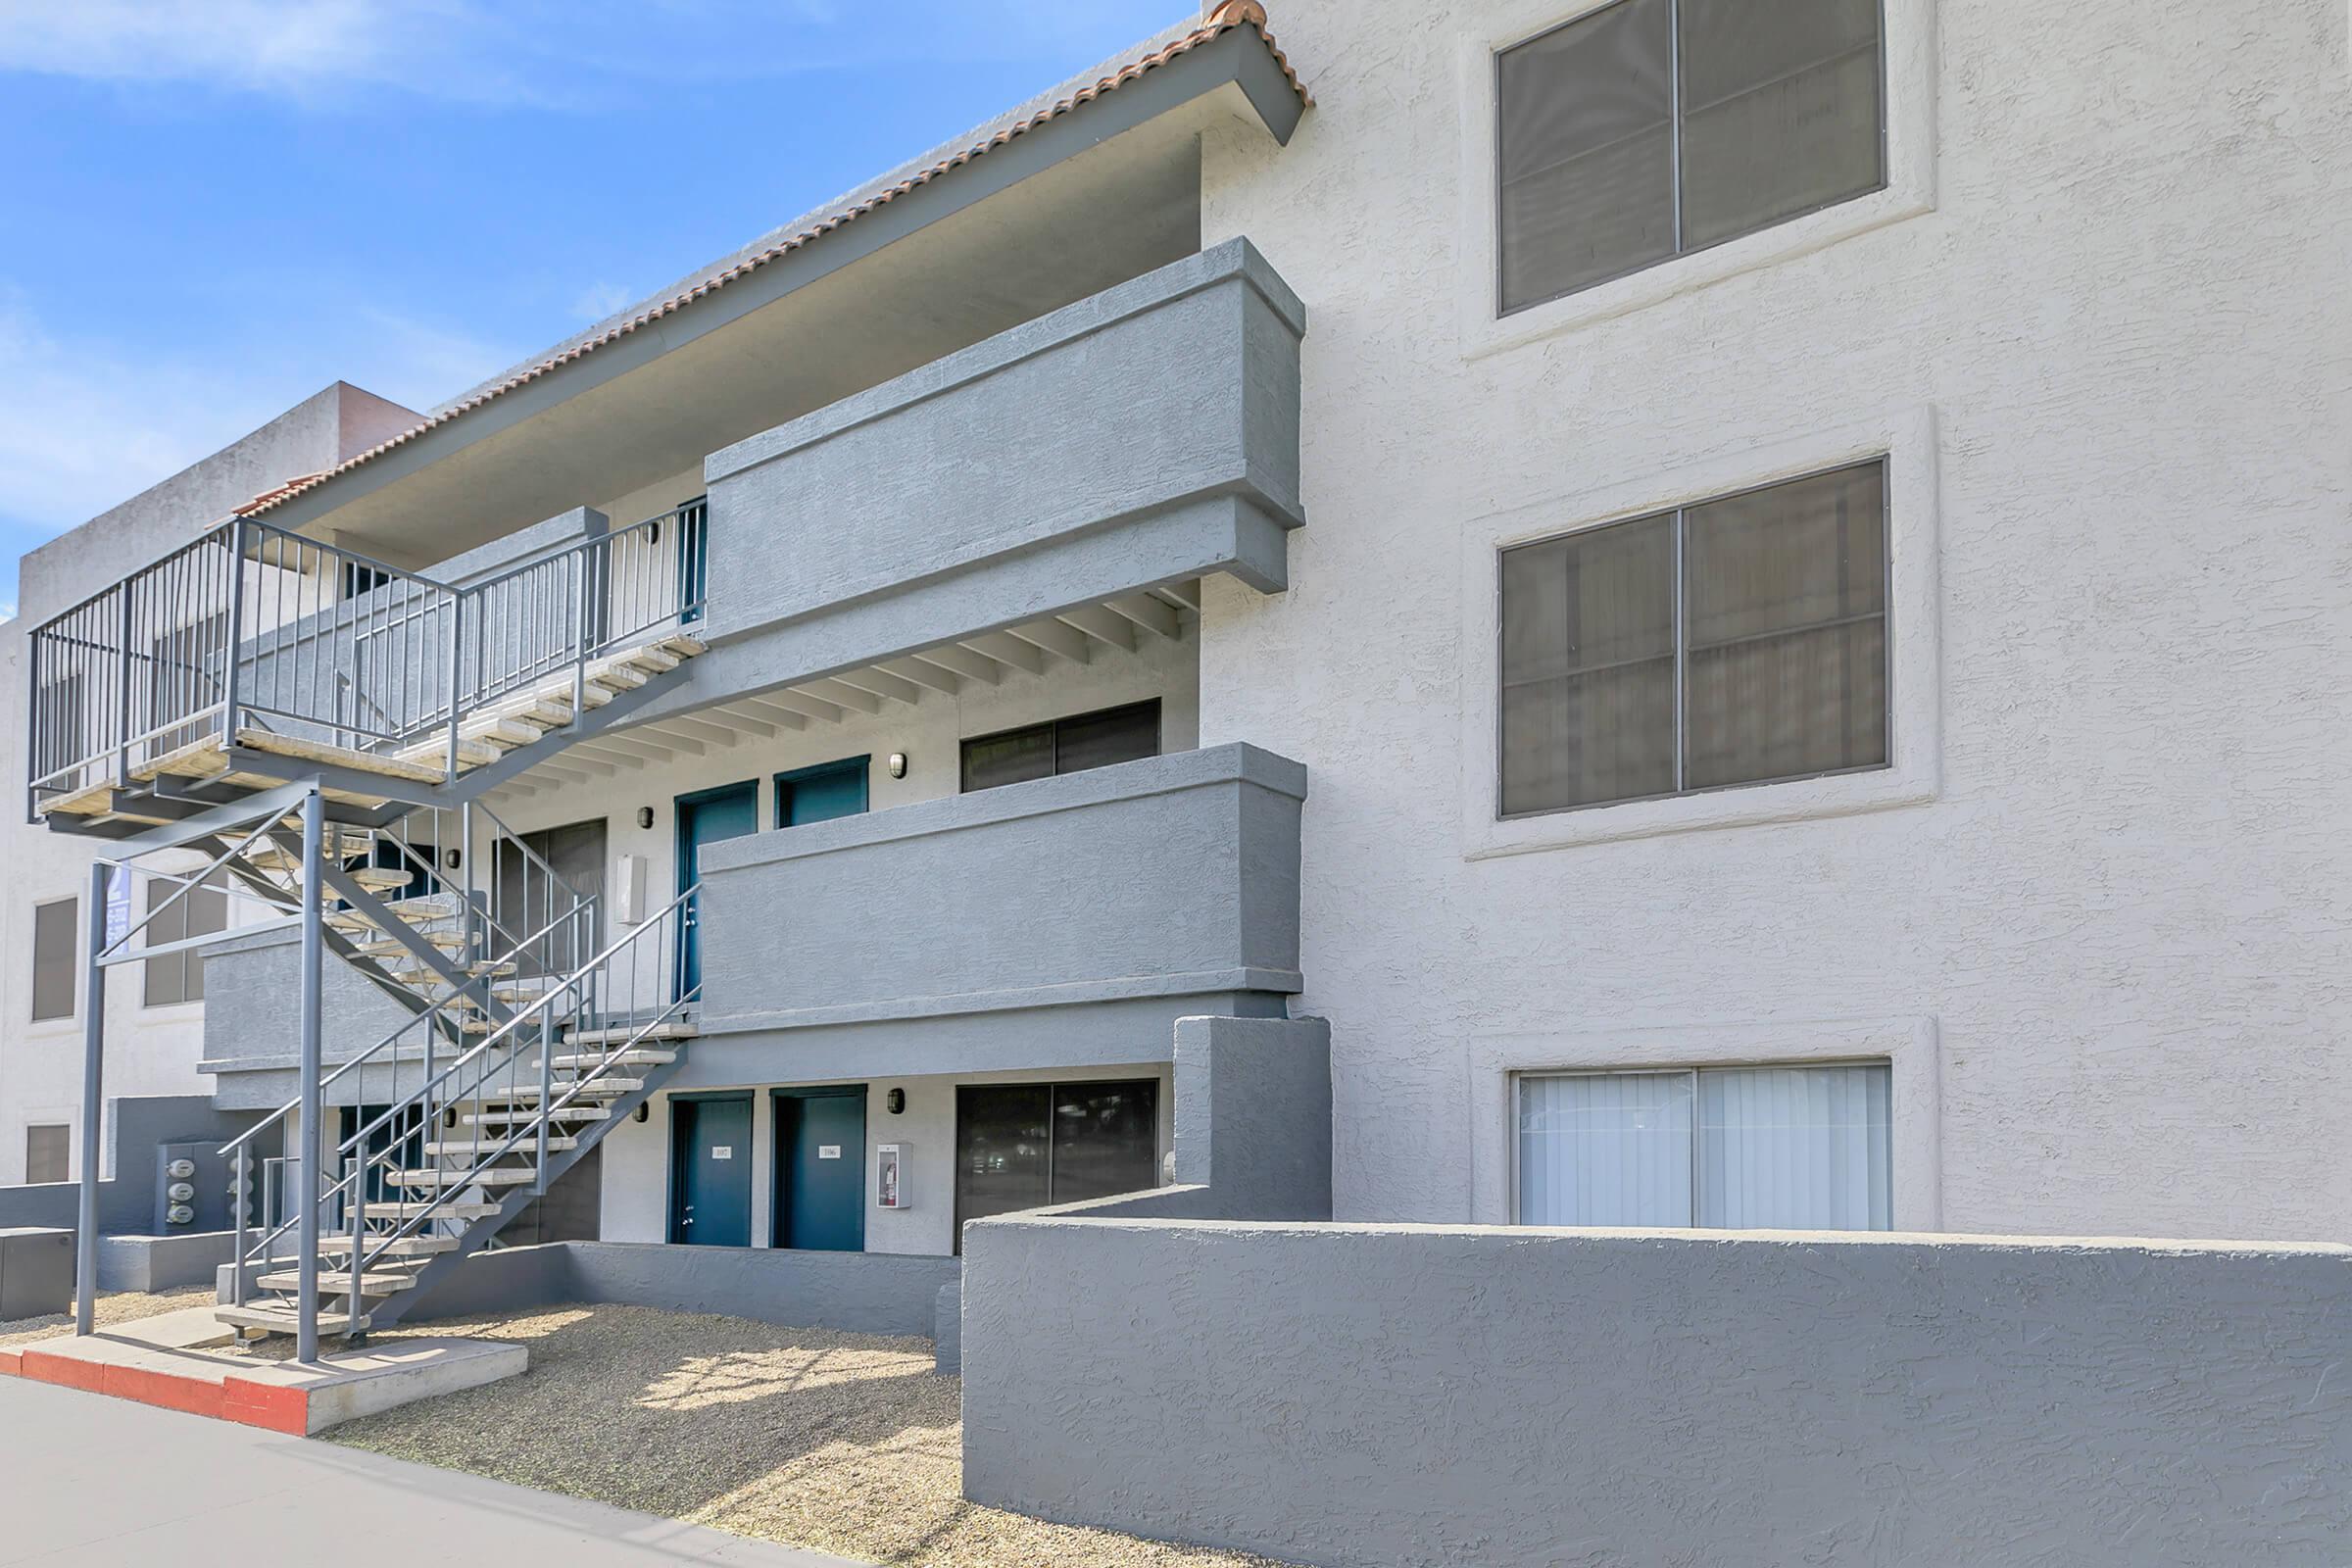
[549,1049,674,1069]
[216,1303,372,1335]
[477,1078,643,1102]
[465,1106,612,1127]
[368,1200,501,1220]
[318,1235,462,1257]
[563,1021,697,1047]
[390,1166,539,1188]
[423,1137,578,1155]
[256,1269,418,1296]
[354,933,466,959]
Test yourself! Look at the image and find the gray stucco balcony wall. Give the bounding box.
[654,239,1304,720]
[200,922,424,1109]
[686,743,1305,1084]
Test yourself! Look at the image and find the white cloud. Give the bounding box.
[0,288,513,557]
[0,0,1182,106]
[0,1,518,104]
[0,289,278,536]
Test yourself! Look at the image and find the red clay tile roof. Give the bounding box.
[244,4,1308,518]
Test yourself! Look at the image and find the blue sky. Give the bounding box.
[0,0,1184,616]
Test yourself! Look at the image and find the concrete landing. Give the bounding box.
[0,1306,523,1434]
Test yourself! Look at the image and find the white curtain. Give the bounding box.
[1696,1064,1891,1230]
[1518,1063,1892,1230]
[1517,1071,1692,1226]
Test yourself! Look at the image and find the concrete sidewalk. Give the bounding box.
[0,1376,867,1567]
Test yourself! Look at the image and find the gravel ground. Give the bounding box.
[0,1287,215,1349]
[327,1303,1297,1568]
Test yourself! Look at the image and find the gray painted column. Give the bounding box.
[72,859,109,1336]
[295,786,324,1362]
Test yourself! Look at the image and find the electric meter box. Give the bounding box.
[155,1140,235,1233]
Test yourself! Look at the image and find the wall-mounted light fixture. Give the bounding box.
[634,1102,651,1124]
[886,1088,906,1115]
[887,753,908,780]
[637,807,656,830]
[444,848,463,871]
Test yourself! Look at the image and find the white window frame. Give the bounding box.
[1468,1016,1942,1230]
[1459,406,1941,858]
[1454,0,1939,359]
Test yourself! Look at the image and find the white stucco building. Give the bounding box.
[2,0,2344,1334]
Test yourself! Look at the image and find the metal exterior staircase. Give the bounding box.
[218,888,700,1343]
[23,500,714,1354]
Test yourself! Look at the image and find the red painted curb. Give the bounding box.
[221,1376,311,1435]
[101,1363,224,1420]
[13,1348,313,1430]
[20,1349,108,1394]
[8,1341,339,1435]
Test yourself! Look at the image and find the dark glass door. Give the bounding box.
[954,1079,1158,1250]
[1049,1081,1160,1203]
[339,1103,424,1206]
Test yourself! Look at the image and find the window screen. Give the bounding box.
[143,873,228,1007]
[960,701,1160,793]
[1518,1062,1891,1229]
[1499,459,1886,815]
[25,1124,70,1185]
[1498,0,1884,311]
[31,898,76,1022]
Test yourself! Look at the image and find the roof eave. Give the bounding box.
[248,12,1308,533]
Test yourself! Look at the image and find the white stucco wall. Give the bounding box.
[1196,0,2352,1241]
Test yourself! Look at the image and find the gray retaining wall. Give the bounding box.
[960,1222,2352,1567]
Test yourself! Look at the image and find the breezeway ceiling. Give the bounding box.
[282,109,1219,569]
[485,582,1200,800]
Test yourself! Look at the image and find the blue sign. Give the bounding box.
[104,865,132,949]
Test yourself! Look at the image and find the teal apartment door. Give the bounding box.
[668,1094,752,1247]
[674,779,758,999]
[775,757,868,828]
[772,1087,867,1250]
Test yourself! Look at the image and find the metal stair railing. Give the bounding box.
[220,893,600,1303]
[270,886,697,1334]
[25,500,710,818]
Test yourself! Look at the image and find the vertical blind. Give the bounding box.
[1519,1062,1892,1230]
[1497,0,1885,311]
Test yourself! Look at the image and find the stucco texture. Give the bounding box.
[1195,0,2352,1240]
[962,1222,2352,1567]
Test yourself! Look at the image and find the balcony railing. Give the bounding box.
[24,500,707,817]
